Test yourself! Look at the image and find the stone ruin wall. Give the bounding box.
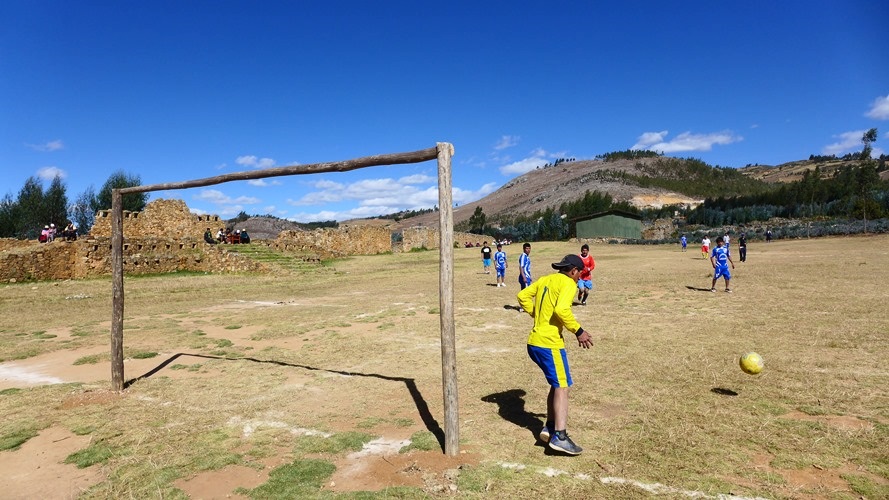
[91,198,224,240]
[269,225,489,259]
[2,197,493,281]
[0,237,265,282]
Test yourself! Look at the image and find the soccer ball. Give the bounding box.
[739,352,764,375]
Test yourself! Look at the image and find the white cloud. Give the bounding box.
[632,130,742,153]
[235,155,276,169]
[823,130,867,155]
[398,174,435,184]
[193,189,260,205]
[494,135,519,150]
[36,166,66,181]
[499,157,547,176]
[865,94,889,120]
[247,179,282,187]
[633,131,669,148]
[283,175,498,222]
[26,139,64,152]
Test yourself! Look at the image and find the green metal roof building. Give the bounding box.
[575,209,643,239]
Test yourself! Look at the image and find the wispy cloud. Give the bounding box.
[494,135,519,150]
[247,179,282,187]
[865,94,889,120]
[26,139,64,152]
[822,130,866,155]
[632,130,743,153]
[498,148,555,176]
[36,166,66,181]
[235,155,276,169]
[191,189,261,217]
[284,175,497,222]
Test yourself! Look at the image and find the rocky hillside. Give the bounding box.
[381,157,703,230]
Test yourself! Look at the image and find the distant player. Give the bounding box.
[494,243,508,287]
[680,234,687,252]
[518,242,532,289]
[710,236,735,293]
[481,242,492,274]
[701,235,711,259]
[576,244,595,306]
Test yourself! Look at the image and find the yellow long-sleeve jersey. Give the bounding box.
[517,272,582,349]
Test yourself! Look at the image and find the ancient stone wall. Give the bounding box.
[91,199,224,240]
[0,238,36,253]
[268,225,494,259]
[0,237,264,282]
[3,197,496,281]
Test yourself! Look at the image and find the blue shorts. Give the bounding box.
[714,265,731,280]
[577,279,593,291]
[527,345,573,388]
[496,266,506,278]
[519,275,530,289]
[483,258,491,267]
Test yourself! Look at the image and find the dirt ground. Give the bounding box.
[1,236,887,498]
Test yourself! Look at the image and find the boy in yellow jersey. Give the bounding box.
[517,254,593,455]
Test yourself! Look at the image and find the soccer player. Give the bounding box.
[518,242,532,289]
[701,235,711,259]
[494,243,508,287]
[710,236,735,292]
[576,244,595,306]
[517,254,593,456]
[481,242,492,274]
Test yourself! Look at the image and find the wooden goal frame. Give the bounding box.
[109,143,460,455]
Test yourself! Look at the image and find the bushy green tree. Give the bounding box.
[70,186,97,235]
[467,206,487,234]
[16,177,46,239]
[94,170,148,212]
[44,176,69,228]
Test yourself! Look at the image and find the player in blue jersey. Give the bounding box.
[494,243,508,287]
[709,236,735,292]
[518,242,532,289]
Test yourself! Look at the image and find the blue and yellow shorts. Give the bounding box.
[527,345,573,388]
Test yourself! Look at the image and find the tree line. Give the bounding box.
[0,171,147,240]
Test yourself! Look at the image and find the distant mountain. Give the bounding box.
[339,155,888,233]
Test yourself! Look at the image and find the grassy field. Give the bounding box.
[0,235,887,499]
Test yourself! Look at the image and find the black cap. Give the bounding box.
[551,254,584,271]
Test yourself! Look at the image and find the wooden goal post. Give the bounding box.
[110,143,460,455]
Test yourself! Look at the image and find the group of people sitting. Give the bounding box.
[38,223,78,243]
[204,227,250,245]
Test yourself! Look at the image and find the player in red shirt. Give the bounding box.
[576,244,595,306]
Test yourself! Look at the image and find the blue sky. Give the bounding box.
[2,1,888,222]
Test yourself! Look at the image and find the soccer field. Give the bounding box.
[1,234,887,498]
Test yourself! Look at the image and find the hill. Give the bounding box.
[349,157,701,231]
[335,154,887,234]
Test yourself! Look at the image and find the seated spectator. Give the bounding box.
[48,223,57,242]
[39,225,50,243]
[216,228,225,243]
[63,222,78,241]
[204,228,216,244]
[240,229,250,244]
